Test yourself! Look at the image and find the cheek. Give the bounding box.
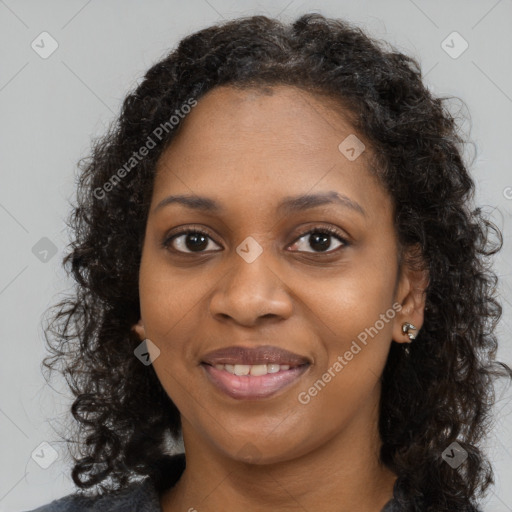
[294,287,394,445]
[137,254,208,399]
[306,246,398,346]
[296,244,398,399]
[138,249,208,336]
[321,278,396,350]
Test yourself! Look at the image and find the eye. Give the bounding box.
[163,225,350,255]
[289,226,349,254]
[163,227,222,254]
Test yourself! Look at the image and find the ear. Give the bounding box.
[392,244,429,344]
[132,318,146,341]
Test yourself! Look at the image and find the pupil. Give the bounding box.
[186,233,208,251]
[310,233,330,252]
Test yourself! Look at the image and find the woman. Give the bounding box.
[25,12,511,512]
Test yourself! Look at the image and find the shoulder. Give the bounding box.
[20,478,160,512]
[22,452,186,512]
[382,500,484,512]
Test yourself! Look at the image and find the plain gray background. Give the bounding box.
[1,0,511,510]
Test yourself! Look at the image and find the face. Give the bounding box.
[133,85,424,464]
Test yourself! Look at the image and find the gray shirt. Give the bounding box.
[23,478,163,512]
[22,453,186,512]
[21,452,480,511]
[22,478,396,512]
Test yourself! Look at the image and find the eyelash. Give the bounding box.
[162,225,350,255]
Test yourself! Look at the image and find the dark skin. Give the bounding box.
[133,85,428,512]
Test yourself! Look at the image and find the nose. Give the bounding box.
[209,248,294,327]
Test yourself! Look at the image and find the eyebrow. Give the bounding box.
[153,191,365,216]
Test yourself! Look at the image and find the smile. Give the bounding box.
[201,362,310,400]
[211,362,298,375]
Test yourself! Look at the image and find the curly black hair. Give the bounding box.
[41,13,512,511]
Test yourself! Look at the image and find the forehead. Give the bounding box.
[163,84,360,155]
[152,85,390,221]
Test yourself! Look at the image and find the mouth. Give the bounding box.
[205,362,303,376]
[200,345,311,400]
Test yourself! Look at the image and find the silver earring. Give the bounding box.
[401,322,417,342]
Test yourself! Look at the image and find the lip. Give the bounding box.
[200,345,312,400]
[201,363,310,400]
[201,345,311,366]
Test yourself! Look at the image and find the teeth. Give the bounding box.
[234,364,250,376]
[211,363,297,376]
[249,364,268,376]
[225,364,235,374]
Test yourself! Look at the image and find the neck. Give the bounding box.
[160,400,396,512]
